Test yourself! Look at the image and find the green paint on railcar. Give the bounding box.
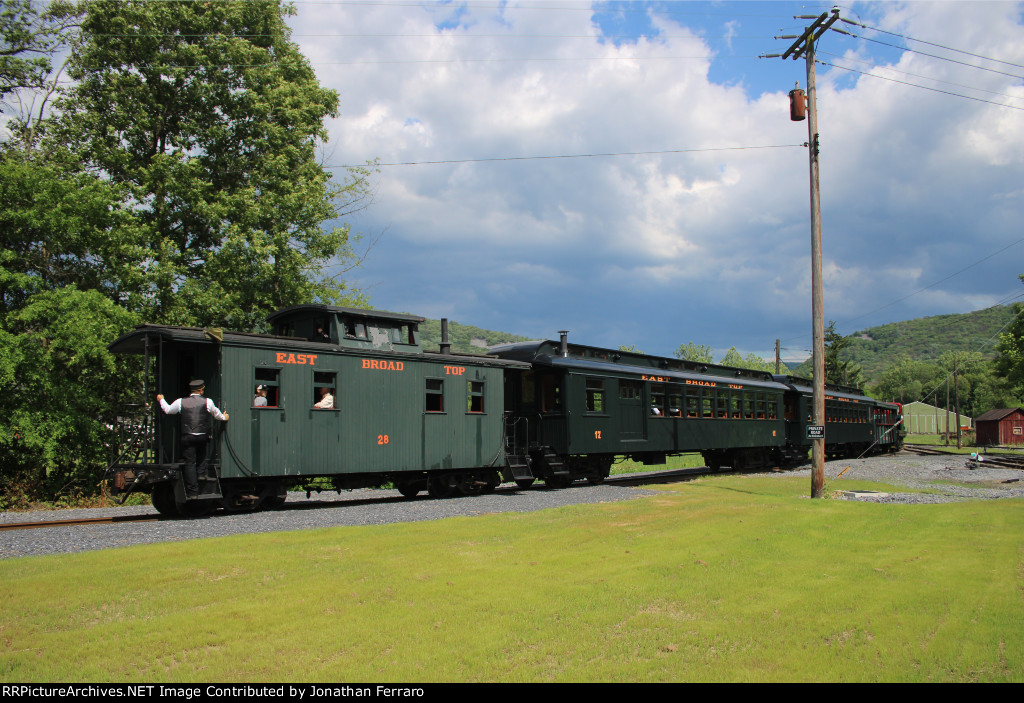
[108,307,526,490]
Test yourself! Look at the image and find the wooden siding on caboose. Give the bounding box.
[220,344,513,478]
[110,307,525,483]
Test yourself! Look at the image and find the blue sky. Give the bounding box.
[289,1,1024,362]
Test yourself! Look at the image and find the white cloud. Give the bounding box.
[290,1,1024,357]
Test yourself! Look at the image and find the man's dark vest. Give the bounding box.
[181,394,212,435]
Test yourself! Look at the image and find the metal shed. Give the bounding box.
[901,400,972,435]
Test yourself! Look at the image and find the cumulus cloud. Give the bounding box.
[289,1,1024,357]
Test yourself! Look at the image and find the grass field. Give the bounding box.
[2,474,1022,682]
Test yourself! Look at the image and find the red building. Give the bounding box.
[974,408,1024,446]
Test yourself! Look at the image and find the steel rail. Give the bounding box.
[0,514,163,532]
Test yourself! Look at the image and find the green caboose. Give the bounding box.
[106,305,527,516]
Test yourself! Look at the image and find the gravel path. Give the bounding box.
[758,451,1024,503]
[2,452,1022,560]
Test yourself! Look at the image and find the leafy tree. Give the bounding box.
[0,0,75,99]
[675,341,714,363]
[0,1,78,151]
[0,153,143,314]
[618,344,644,354]
[825,320,862,387]
[0,286,138,507]
[996,276,1024,396]
[0,1,377,503]
[717,347,775,373]
[48,0,372,329]
[872,355,929,403]
[964,360,1023,416]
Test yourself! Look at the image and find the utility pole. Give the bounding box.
[953,358,963,449]
[946,378,951,445]
[764,8,842,499]
[775,338,781,375]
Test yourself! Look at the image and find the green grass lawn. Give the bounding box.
[2,475,1022,682]
[611,453,705,475]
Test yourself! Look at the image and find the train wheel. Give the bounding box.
[586,457,612,484]
[395,480,420,499]
[427,477,455,499]
[731,452,747,471]
[545,474,572,489]
[702,452,721,472]
[262,482,288,510]
[514,479,535,490]
[178,499,214,518]
[151,484,179,517]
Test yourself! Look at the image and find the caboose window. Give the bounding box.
[254,367,281,407]
[585,378,605,413]
[426,378,444,413]
[344,320,367,339]
[392,324,415,345]
[313,371,337,410]
[467,380,484,413]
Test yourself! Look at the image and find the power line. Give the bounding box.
[326,143,806,168]
[820,61,1024,112]
[778,238,1024,347]
[841,17,1024,71]
[846,32,1024,81]
[79,54,745,70]
[840,237,1024,330]
[817,50,1024,104]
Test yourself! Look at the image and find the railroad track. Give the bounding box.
[903,444,1024,469]
[0,513,163,532]
[1,468,715,531]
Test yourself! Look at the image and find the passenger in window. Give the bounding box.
[651,405,662,416]
[309,325,330,343]
[314,387,334,409]
[254,385,268,407]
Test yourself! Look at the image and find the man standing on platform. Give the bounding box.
[157,379,229,498]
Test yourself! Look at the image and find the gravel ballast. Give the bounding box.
[0,482,661,560]
[2,452,1022,560]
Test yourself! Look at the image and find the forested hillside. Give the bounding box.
[418,318,531,354]
[789,306,1016,383]
[845,306,1017,384]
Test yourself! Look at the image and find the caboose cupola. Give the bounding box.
[267,304,424,353]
